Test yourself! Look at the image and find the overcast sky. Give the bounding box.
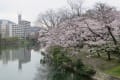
[0,0,120,25]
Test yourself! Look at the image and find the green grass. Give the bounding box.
[105,65,120,78]
[78,48,120,78]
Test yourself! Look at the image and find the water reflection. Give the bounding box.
[34,63,94,80]
[34,64,49,80]
[0,46,94,80]
[0,47,41,80]
[0,47,31,70]
[34,48,94,80]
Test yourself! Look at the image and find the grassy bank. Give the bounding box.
[74,48,120,79]
[105,65,120,78]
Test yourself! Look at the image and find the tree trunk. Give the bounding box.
[107,52,111,60]
[84,21,104,40]
[97,52,101,57]
[106,25,117,45]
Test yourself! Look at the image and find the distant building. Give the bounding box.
[0,14,31,39]
[12,24,23,39]
[17,14,31,39]
[0,20,16,38]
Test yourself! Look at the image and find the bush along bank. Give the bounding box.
[90,43,120,61]
[40,45,96,80]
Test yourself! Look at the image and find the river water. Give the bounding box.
[0,47,48,80]
[0,46,96,80]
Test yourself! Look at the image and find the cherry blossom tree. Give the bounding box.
[86,3,117,45]
[38,2,120,49]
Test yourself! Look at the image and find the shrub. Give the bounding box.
[90,43,120,60]
[41,45,95,79]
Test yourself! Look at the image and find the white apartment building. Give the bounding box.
[12,24,23,39]
[0,20,16,38]
[18,14,31,39]
[19,20,31,39]
[0,15,31,39]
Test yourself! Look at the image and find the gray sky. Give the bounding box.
[0,0,120,25]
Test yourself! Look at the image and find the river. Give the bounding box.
[0,46,105,80]
[0,47,49,80]
[0,46,97,80]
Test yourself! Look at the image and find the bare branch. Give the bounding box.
[67,0,83,17]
